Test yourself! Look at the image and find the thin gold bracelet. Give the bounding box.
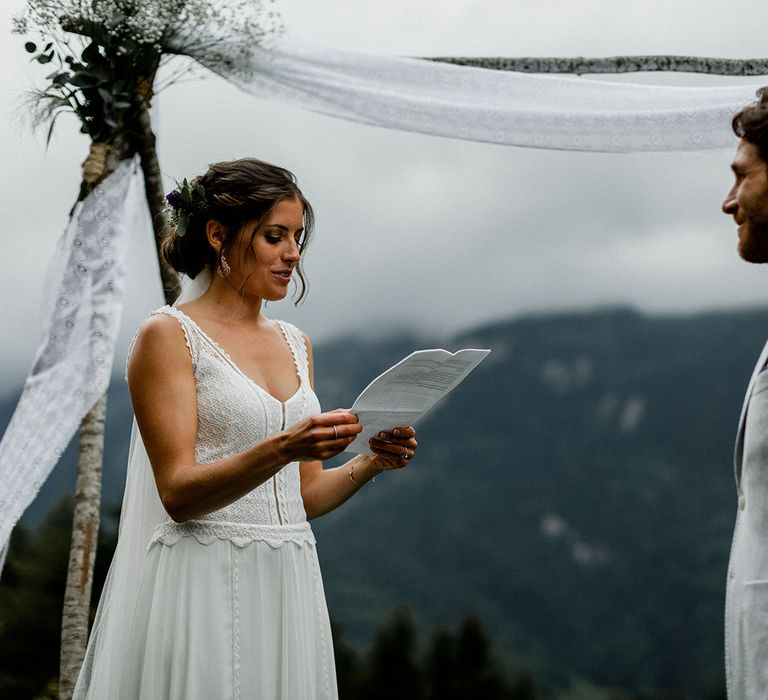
[348,463,375,485]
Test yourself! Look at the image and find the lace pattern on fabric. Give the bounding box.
[232,546,242,699]
[0,159,141,553]
[150,307,319,530]
[150,519,316,548]
[310,544,333,698]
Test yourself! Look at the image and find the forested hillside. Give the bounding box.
[4,306,767,698]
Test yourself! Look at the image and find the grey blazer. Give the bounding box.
[726,339,768,699]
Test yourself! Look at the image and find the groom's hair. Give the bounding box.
[733,87,768,164]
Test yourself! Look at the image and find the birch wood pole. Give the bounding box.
[58,394,106,700]
[58,140,128,700]
[58,90,178,700]
[424,55,768,76]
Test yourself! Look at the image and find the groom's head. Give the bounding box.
[723,88,768,263]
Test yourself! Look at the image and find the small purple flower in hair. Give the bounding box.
[165,190,183,208]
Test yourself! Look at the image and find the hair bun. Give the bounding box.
[161,223,213,279]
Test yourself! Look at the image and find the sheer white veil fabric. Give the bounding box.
[218,37,765,153]
[73,269,211,699]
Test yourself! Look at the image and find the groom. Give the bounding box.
[722,87,768,698]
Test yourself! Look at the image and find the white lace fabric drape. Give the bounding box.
[0,159,141,552]
[215,37,765,152]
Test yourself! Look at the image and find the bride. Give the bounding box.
[74,158,417,699]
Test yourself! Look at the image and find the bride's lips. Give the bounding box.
[272,269,292,283]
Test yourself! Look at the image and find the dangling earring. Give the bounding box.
[218,253,231,278]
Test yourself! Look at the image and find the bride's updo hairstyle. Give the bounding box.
[162,158,314,303]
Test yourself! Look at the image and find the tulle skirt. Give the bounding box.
[114,530,337,699]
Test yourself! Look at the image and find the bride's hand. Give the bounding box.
[282,409,362,461]
[367,426,418,470]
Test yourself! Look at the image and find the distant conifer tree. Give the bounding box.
[366,606,424,700]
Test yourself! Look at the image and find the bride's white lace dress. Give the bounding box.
[112,306,337,699]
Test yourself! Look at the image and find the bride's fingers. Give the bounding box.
[311,410,359,425]
[370,432,417,449]
[391,426,415,439]
[326,423,362,441]
[368,437,415,463]
[367,426,418,467]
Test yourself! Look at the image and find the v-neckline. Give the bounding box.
[170,307,302,405]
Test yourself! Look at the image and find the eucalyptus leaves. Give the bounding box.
[20,35,141,144]
[165,179,208,237]
[14,0,281,145]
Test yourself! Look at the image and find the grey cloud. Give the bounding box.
[3,0,768,392]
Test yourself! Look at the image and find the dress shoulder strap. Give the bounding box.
[125,306,198,379]
[277,320,311,385]
[151,306,200,365]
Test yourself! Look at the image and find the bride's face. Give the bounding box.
[229,196,305,302]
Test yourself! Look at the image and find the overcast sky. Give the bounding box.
[3,0,768,394]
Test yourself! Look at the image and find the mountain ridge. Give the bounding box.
[4,304,768,697]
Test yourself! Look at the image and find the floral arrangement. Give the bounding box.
[13,0,281,144]
[165,178,208,237]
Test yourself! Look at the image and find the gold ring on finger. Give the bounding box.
[333,425,338,439]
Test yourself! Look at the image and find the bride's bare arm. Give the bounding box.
[127,314,361,523]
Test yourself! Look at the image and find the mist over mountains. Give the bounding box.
[4,305,767,697]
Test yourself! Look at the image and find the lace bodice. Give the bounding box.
[147,307,321,542]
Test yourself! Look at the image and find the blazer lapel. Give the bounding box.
[735,338,768,485]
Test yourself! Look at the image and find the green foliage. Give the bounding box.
[332,619,368,698]
[367,606,424,700]
[335,607,536,700]
[0,498,71,698]
[165,178,209,237]
[13,0,281,144]
[32,679,59,700]
[425,616,523,700]
[17,29,158,144]
[0,498,116,700]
